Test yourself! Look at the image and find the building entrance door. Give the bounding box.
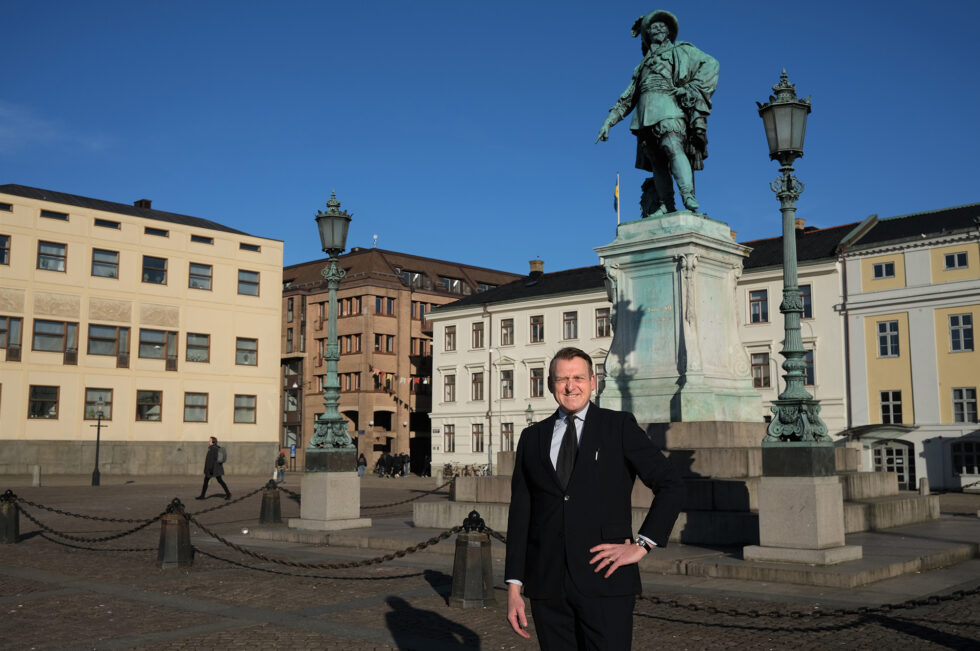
[872,440,916,490]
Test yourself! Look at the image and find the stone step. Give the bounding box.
[839,471,899,500]
[844,493,940,533]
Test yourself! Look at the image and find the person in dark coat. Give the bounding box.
[196,436,231,500]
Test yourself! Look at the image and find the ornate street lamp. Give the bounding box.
[91,397,105,486]
[525,404,534,426]
[308,192,356,457]
[757,71,829,447]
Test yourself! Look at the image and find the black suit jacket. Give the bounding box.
[505,403,683,599]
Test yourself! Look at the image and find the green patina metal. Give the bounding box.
[757,72,830,444]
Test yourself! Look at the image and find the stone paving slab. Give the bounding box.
[1,474,979,649]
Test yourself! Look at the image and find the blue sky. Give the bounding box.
[2,1,978,275]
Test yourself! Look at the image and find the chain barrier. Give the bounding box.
[187,511,460,570]
[9,491,159,524]
[17,505,165,543]
[190,483,267,515]
[193,546,428,581]
[637,584,980,619]
[38,532,155,554]
[360,478,454,510]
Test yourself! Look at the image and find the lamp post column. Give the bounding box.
[309,255,351,449]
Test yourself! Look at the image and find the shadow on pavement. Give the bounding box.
[384,595,480,650]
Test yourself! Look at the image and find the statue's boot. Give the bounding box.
[681,193,699,212]
[652,173,676,213]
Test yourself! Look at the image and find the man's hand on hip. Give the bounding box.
[588,539,648,578]
[506,583,531,639]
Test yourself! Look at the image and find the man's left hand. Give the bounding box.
[588,539,648,578]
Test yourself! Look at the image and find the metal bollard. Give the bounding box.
[449,510,495,608]
[259,480,282,524]
[0,491,19,544]
[157,498,193,568]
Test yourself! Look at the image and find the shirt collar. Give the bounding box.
[558,402,590,423]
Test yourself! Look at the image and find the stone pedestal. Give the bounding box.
[595,212,761,423]
[743,475,862,565]
[290,450,370,531]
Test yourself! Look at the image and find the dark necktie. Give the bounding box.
[556,413,578,489]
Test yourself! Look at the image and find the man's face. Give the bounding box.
[646,21,668,45]
[209,437,216,446]
[550,357,596,415]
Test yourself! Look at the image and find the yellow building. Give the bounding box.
[0,185,283,475]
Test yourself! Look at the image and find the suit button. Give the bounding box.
[564,495,570,501]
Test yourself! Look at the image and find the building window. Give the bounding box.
[441,276,462,293]
[0,234,8,265]
[472,424,484,453]
[445,326,456,352]
[799,284,812,319]
[0,202,10,211]
[139,329,177,360]
[91,249,119,278]
[877,320,900,357]
[84,388,112,420]
[472,372,484,401]
[478,282,496,292]
[374,334,395,352]
[953,388,978,423]
[873,262,895,279]
[444,424,456,453]
[37,241,66,271]
[804,349,815,386]
[286,329,294,353]
[183,392,209,422]
[530,315,544,343]
[142,256,167,284]
[186,333,210,362]
[41,209,68,220]
[952,441,979,476]
[94,217,120,229]
[444,374,456,402]
[500,369,514,399]
[945,252,968,270]
[144,226,168,237]
[881,390,903,424]
[563,311,578,340]
[234,394,257,423]
[236,337,258,365]
[28,385,59,419]
[749,290,768,323]
[191,234,213,244]
[950,314,974,352]
[240,242,261,252]
[501,422,514,452]
[0,316,23,350]
[287,297,294,323]
[386,297,395,314]
[32,320,78,353]
[530,367,544,398]
[87,325,129,356]
[501,319,514,346]
[403,270,422,287]
[751,353,770,388]
[596,308,611,338]
[472,322,484,349]
[136,390,162,421]
[238,270,260,295]
[189,263,212,290]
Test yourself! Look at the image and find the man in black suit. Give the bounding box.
[505,347,683,649]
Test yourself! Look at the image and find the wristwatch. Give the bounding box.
[635,538,653,552]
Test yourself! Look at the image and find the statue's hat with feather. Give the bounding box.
[631,10,678,42]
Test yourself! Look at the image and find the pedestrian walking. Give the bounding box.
[196,436,231,500]
[357,453,367,477]
[275,451,287,483]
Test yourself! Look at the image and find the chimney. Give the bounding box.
[528,259,544,279]
[134,199,152,209]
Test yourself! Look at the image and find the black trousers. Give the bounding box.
[530,572,635,651]
[200,475,230,496]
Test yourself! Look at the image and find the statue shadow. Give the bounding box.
[423,569,453,604]
[603,298,644,415]
[384,595,481,650]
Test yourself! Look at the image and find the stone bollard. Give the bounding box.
[918,478,930,496]
[259,480,282,524]
[157,498,193,568]
[0,490,19,544]
[31,465,42,487]
[449,510,495,609]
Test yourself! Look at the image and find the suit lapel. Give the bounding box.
[571,403,601,485]
[537,411,561,487]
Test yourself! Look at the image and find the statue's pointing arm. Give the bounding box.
[596,65,640,143]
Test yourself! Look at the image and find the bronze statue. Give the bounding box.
[597,10,719,216]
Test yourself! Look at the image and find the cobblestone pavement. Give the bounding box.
[1,475,978,649]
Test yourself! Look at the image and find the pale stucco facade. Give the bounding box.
[0,185,283,475]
